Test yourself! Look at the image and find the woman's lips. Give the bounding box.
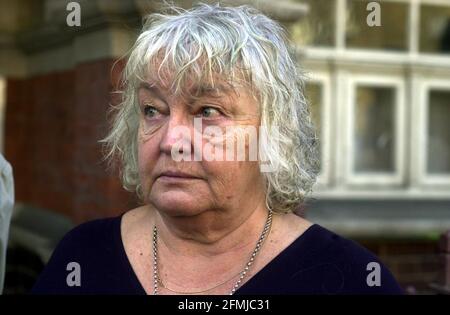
[157,171,200,182]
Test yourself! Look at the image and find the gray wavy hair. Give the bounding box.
[102,3,320,214]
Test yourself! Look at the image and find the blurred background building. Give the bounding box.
[0,0,449,294]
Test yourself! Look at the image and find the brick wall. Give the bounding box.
[5,58,138,223]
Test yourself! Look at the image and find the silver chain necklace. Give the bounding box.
[152,209,273,295]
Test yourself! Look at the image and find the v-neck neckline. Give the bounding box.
[116,213,317,295]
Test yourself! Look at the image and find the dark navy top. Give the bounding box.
[31,215,404,295]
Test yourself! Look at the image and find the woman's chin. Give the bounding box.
[150,193,206,216]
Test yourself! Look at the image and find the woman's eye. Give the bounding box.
[199,107,221,118]
[143,105,159,118]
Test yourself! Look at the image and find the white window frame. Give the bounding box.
[416,78,450,186]
[301,0,450,69]
[344,74,406,186]
[300,0,450,199]
[305,72,332,187]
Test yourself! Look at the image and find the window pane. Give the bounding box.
[420,5,450,54]
[354,86,395,173]
[305,82,322,170]
[287,0,335,47]
[346,0,408,51]
[427,90,450,174]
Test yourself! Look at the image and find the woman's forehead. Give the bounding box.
[141,80,238,96]
[140,53,250,96]
[139,72,247,100]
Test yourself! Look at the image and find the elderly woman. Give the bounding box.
[32,4,402,295]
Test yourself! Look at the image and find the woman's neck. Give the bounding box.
[153,201,271,259]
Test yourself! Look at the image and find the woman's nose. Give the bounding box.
[159,112,194,157]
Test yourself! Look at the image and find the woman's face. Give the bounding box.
[137,77,266,218]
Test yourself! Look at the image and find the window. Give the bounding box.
[419,4,450,54]
[345,75,405,185]
[354,86,395,173]
[287,0,336,47]
[298,0,450,199]
[427,89,450,174]
[416,79,450,186]
[346,0,409,51]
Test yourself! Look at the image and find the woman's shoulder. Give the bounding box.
[58,215,123,250]
[30,214,125,294]
[288,223,405,294]
[42,213,123,260]
[301,224,383,265]
[235,214,403,295]
[64,206,150,245]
